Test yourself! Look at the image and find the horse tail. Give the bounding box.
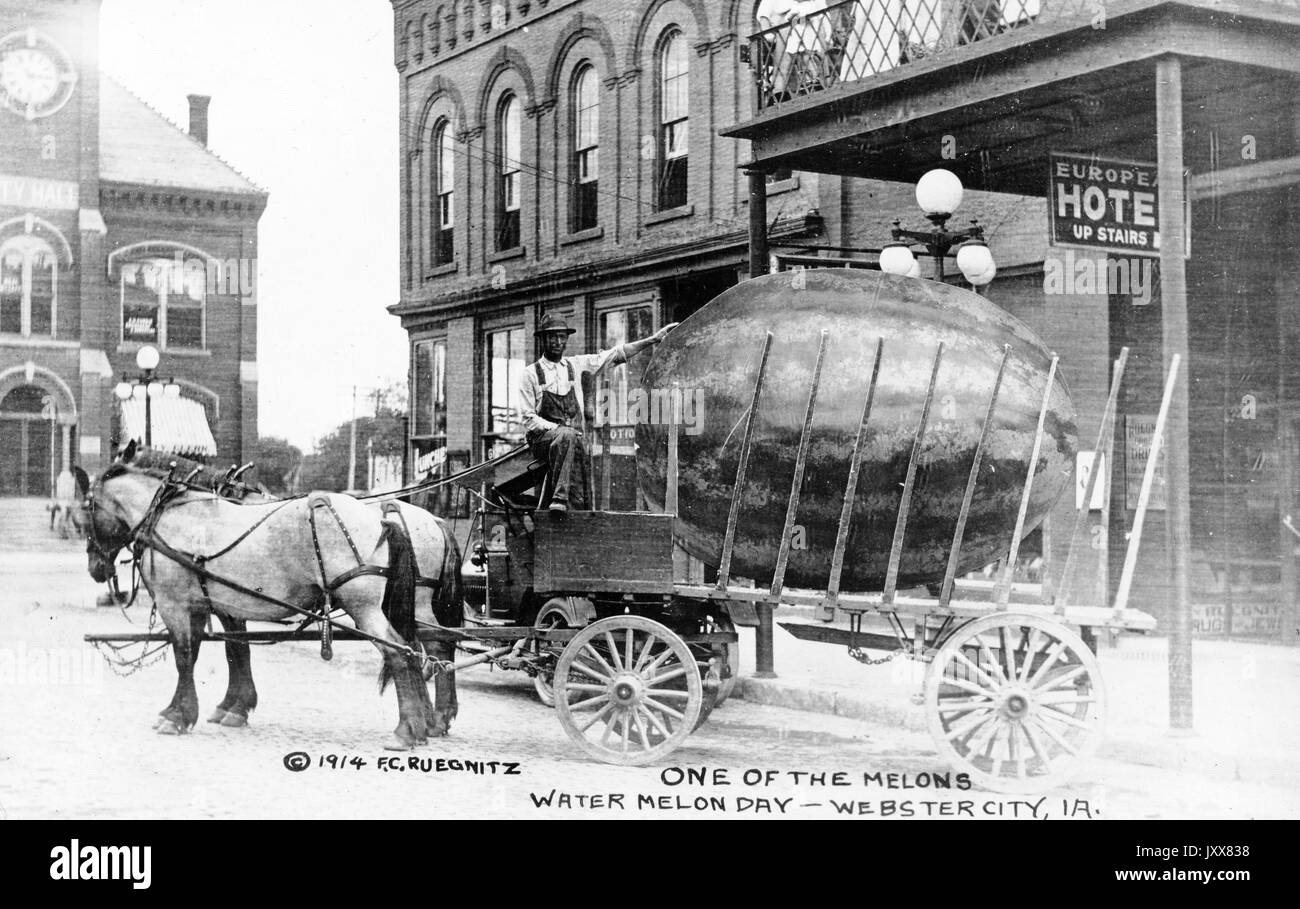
[378,519,418,693]
[433,518,464,630]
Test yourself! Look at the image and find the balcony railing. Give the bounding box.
[750,0,1300,110]
[750,0,1091,110]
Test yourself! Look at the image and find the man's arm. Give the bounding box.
[596,322,681,373]
[519,367,557,434]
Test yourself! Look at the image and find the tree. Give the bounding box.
[299,406,406,493]
[247,436,303,495]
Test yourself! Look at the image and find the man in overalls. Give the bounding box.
[519,314,677,514]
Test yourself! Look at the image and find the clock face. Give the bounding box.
[0,29,77,120]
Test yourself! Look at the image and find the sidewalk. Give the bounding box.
[732,608,1300,787]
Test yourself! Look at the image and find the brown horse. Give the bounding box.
[77,442,463,750]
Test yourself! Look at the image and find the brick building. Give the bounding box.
[0,0,265,496]
[389,0,836,510]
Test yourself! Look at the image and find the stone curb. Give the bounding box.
[736,676,1298,787]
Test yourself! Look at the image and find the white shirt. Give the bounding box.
[518,347,627,434]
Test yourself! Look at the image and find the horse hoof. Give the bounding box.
[382,736,414,752]
[206,708,229,724]
[219,712,247,728]
[155,719,185,736]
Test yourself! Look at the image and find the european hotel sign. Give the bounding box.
[0,173,80,210]
[1047,153,1186,258]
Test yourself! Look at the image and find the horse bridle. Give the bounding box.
[84,469,182,588]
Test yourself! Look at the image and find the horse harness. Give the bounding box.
[89,469,447,669]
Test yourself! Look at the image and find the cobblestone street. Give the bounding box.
[0,545,1295,820]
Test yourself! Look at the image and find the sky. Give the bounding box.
[100,0,404,452]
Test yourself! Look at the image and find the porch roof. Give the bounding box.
[724,0,1300,196]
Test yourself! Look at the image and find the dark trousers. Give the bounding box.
[528,426,589,509]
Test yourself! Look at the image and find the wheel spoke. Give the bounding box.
[645,688,693,699]
[564,682,609,694]
[625,628,635,672]
[1022,716,1052,772]
[953,650,1002,692]
[644,647,675,675]
[1035,692,1096,707]
[582,643,617,680]
[600,710,618,746]
[1026,640,1067,688]
[646,665,689,686]
[935,696,995,713]
[603,632,623,671]
[1018,628,1043,684]
[976,638,1008,685]
[569,693,610,712]
[633,636,657,673]
[945,708,996,743]
[579,703,615,734]
[941,668,1000,699]
[1028,714,1078,756]
[630,708,652,752]
[643,696,685,721]
[569,660,611,684]
[639,705,671,740]
[986,725,1005,779]
[1037,706,1097,731]
[997,626,1014,680]
[1035,665,1087,692]
[619,711,630,754]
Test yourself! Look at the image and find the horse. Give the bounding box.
[75,441,463,750]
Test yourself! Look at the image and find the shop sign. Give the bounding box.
[1048,152,1188,257]
[122,306,158,343]
[1124,414,1166,511]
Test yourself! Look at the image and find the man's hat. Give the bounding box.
[535,314,577,336]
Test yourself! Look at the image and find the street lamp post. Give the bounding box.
[878,169,998,291]
[113,345,180,449]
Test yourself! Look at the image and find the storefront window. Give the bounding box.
[598,305,655,426]
[412,338,447,441]
[484,326,524,456]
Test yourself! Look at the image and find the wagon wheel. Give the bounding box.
[531,598,589,708]
[923,613,1106,794]
[553,615,703,766]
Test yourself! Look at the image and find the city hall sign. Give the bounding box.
[1047,153,1186,258]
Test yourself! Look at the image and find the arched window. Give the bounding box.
[657,29,689,210]
[571,63,599,232]
[118,250,205,349]
[0,235,56,337]
[496,93,522,250]
[433,119,455,265]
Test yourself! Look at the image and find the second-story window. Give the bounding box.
[496,94,521,250]
[433,120,455,266]
[0,235,55,337]
[658,29,689,211]
[119,254,205,350]
[571,63,599,232]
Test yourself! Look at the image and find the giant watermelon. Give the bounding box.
[635,269,1076,591]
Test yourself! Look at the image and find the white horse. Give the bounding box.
[78,442,463,750]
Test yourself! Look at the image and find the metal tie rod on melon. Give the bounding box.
[995,353,1059,609]
[1054,347,1130,614]
[937,344,1011,609]
[882,342,945,609]
[1113,354,1181,619]
[820,336,884,621]
[716,331,774,590]
[770,329,830,599]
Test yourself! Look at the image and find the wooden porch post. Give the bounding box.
[1156,56,1194,730]
[745,166,776,677]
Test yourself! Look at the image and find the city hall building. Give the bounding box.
[0,0,264,496]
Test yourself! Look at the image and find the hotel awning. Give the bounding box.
[120,396,217,458]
